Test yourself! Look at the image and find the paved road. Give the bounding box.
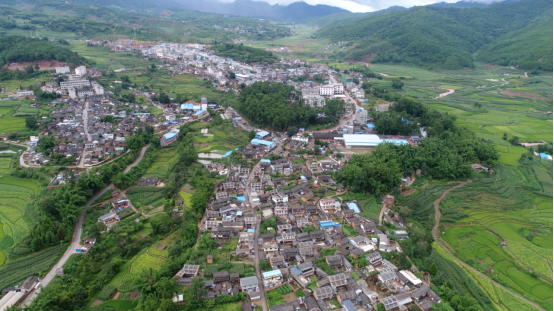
[22,144,150,307]
[431,180,546,311]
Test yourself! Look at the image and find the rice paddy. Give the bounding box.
[439,162,553,310]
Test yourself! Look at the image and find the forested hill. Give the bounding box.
[315,0,553,70]
[476,14,553,71]
[0,36,90,67]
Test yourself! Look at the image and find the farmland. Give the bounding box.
[127,186,164,209]
[439,161,553,310]
[0,176,41,267]
[0,244,65,289]
[110,247,168,292]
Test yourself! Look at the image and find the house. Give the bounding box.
[290,266,311,288]
[174,264,201,278]
[213,271,230,283]
[411,284,441,309]
[325,255,343,267]
[337,291,357,305]
[240,276,259,293]
[313,286,333,300]
[394,230,409,240]
[328,273,348,288]
[382,295,398,311]
[262,269,283,288]
[270,255,286,269]
[367,252,382,266]
[98,211,119,227]
[319,199,340,214]
[400,270,422,287]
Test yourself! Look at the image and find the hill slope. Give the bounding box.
[176,0,348,22]
[315,0,552,69]
[476,14,553,70]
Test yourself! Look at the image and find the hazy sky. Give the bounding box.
[227,0,502,12]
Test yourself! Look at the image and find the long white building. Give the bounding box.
[60,79,91,90]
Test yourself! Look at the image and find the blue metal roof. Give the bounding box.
[163,132,176,140]
[346,203,360,213]
[540,153,549,159]
[251,139,275,147]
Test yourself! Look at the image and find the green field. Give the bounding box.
[109,247,168,292]
[0,244,65,289]
[439,162,553,310]
[0,176,41,267]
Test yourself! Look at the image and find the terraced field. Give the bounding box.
[109,247,168,292]
[439,162,553,310]
[0,176,41,267]
[143,145,180,179]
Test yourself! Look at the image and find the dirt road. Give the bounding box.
[431,180,546,311]
[434,88,455,99]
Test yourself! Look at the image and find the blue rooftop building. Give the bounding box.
[251,139,276,148]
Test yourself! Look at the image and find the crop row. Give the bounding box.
[129,252,166,275]
[507,240,552,277]
[277,284,293,294]
[126,186,164,195]
[0,244,65,289]
[148,247,168,258]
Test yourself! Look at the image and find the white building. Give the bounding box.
[91,81,104,95]
[333,83,344,94]
[356,109,368,124]
[16,90,34,97]
[320,85,334,96]
[77,89,94,98]
[75,66,87,77]
[291,135,309,144]
[55,66,70,74]
[60,79,91,90]
[68,87,77,99]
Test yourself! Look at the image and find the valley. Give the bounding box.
[0,0,550,310]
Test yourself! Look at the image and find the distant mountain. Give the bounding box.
[315,0,552,70]
[428,1,494,8]
[174,0,349,22]
[304,6,406,27]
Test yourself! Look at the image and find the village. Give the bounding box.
[3,39,441,311]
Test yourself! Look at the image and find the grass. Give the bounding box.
[0,176,41,193]
[179,191,193,208]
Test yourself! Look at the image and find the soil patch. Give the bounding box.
[500,90,541,99]
[283,292,297,302]
[91,299,104,307]
[113,291,121,299]
[401,188,416,196]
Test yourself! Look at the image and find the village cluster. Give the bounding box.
[170,150,440,311]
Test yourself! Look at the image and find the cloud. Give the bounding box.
[246,0,502,12]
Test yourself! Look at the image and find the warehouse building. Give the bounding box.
[250,139,275,149]
[342,134,381,148]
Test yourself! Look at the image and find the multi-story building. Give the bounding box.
[91,81,104,95]
[60,79,91,90]
[320,85,334,96]
[356,109,368,124]
[262,270,282,288]
[55,66,70,74]
[75,66,87,77]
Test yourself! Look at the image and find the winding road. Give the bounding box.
[431,180,546,311]
[21,144,151,307]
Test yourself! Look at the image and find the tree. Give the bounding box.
[509,136,519,146]
[287,126,299,136]
[189,277,207,304]
[157,299,179,311]
[428,263,438,275]
[392,78,404,89]
[502,133,508,140]
[377,303,386,311]
[125,135,145,153]
[25,116,38,130]
[248,130,256,140]
[89,222,107,238]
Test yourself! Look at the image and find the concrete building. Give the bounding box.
[60,79,91,90]
[55,66,70,74]
[92,81,104,95]
[251,139,276,149]
[240,276,260,293]
[161,129,179,147]
[356,109,368,124]
[75,66,87,77]
[16,90,34,97]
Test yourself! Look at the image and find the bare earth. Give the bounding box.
[434,88,455,99]
[500,90,542,99]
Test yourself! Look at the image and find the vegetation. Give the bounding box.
[315,0,552,70]
[236,82,345,130]
[338,97,499,195]
[212,43,278,64]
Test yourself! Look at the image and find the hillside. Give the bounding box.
[476,14,553,70]
[175,0,348,22]
[211,43,278,64]
[315,0,553,69]
[0,1,291,43]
